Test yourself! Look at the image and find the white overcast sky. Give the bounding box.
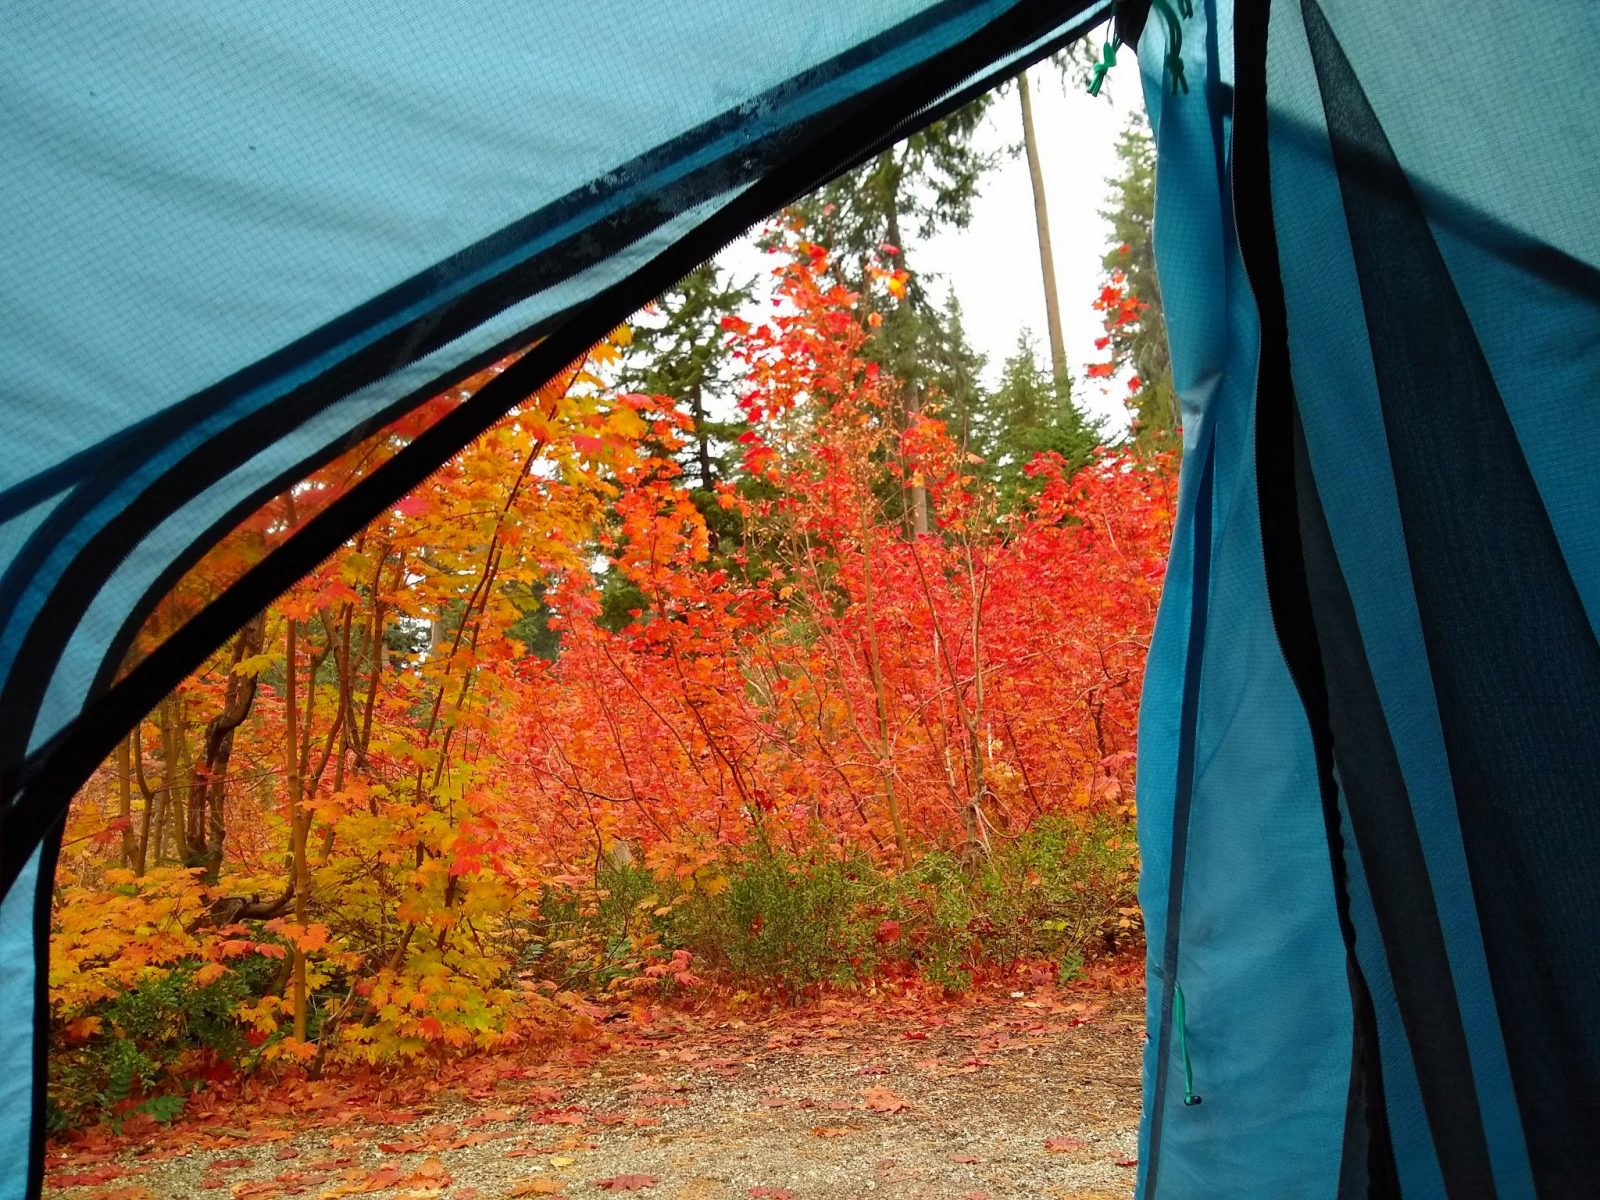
[712,54,1143,434]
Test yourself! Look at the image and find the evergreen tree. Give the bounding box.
[616,261,760,580]
[619,261,753,489]
[796,98,996,268]
[980,332,1102,505]
[792,98,1000,534]
[1096,114,1176,444]
[921,295,989,451]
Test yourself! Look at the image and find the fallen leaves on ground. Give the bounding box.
[862,1086,911,1113]
[1045,1136,1090,1153]
[43,982,1143,1200]
[592,1175,657,1192]
[506,1180,569,1197]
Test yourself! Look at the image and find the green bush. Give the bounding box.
[673,848,887,993]
[502,859,679,994]
[662,816,1137,996]
[505,818,1136,1002]
[48,955,279,1130]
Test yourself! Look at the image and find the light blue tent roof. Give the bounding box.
[4,1,1599,1197]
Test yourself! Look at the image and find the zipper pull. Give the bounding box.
[1174,982,1202,1106]
[1087,12,1121,99]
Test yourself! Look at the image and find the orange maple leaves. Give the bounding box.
[52,231,1173,1119]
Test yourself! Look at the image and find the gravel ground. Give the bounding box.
[45,980,1144,1200]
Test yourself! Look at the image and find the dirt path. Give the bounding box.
[45,981,1144,1200]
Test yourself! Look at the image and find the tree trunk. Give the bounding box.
[1018,69,1068,385]
[285,619,310,1043]
[154,695,185,865]
[689,382,715,488]
[115,732,135,868]
[186,613,265,879]
[132,725,154,875]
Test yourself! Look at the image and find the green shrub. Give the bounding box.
[504,818,1136,1003]
[666,816,1138,996]
[673,848,887,994]
[505,859,676,994]
[48,955,279,1130]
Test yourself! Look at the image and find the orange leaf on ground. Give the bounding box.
[863,1086,911,1113]
[404,1155,453,1187]
[594,1175,657,1191]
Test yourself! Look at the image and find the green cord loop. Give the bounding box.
[1174,983,1202,1106]
[1085,0,1190,99]
[1166,48,1189,95]
[1087,1,1120,97]
[1088,37,1119,96]
[1149,0,1190,95]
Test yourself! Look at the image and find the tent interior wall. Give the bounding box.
[3,1,1596,1197]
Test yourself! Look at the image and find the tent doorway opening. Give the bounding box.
[44,49,1164,1200]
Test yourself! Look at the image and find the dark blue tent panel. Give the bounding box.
[1257,3,1600,1193]
[4,0,1598,1197]
[1133,1,1600,1196]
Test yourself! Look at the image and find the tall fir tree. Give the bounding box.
[619,261,753,489]
[792,98,999,535]
[921,295,989,450]
[1095,114,1176,445]
[980,332,1102,505]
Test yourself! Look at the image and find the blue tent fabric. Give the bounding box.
[1131,6,1355,1195]
[1138,0,1598,1195]
[0,850,44,1191]
[5,0,1600,1197]
[1244,2,1600,1194]
[0,2,1108,1192]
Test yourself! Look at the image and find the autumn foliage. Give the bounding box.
[50,232,1174,1128]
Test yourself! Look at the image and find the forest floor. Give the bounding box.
[44,967,1144,1200]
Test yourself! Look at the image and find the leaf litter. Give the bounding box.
[45,977,1141,1200]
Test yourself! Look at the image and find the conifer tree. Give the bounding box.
[980,332,1102,505]
[1096,114,1176,443]
[619,261,753,489]
[792,99,999,535]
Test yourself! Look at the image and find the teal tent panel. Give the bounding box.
[0,3,1110,1194]
[7,0,939,481]
[1132,6,1353,1196]
[1239,0,1600,1193]
[1263,4,1529,1193]
[0,849,43,1191]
